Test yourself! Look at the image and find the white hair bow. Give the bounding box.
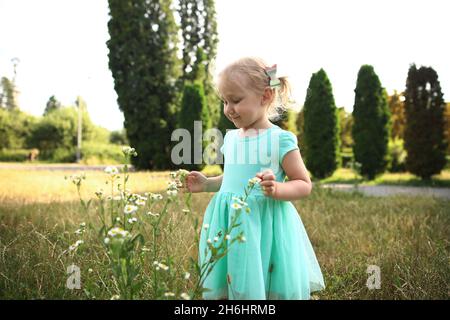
[264,64,281,89]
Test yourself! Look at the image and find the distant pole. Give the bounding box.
[76,97,82,163]
[11,57,20,109]
[11,57,20,82]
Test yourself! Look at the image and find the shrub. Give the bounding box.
[387,138,407,173]
[110,129,129,145]
[28,106,100,160]
[0,109,38,150]
[80,142,129,165]
[0,149,31,162]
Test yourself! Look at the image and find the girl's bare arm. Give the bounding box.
[204,174,223,192]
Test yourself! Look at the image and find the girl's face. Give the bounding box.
[219,74,270,130]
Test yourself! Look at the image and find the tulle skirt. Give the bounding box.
[198,191,325,300]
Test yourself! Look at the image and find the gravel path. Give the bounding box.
[319,183,450,199]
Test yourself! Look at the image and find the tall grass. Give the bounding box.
[0,164,448,299]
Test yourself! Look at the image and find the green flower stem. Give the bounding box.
[193,183,257,298]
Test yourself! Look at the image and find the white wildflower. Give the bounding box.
[158,263,169,271]
[124,204,138,215]
[231,203,242,210]
[104,237,110,244]
[164,292,175,297]
[203,223,209,230]
[69,240,84,251]
[248,177,261,186]
[177,169,189,177]
[104,166,119,176]
[147,211,160,217]
[225,234,230,240]
[150,193,163,201]
[107,227,130,238]
[128,217,138,224]
[213,237,219,242]
[122,146,137,157]
[66,173,86,186]
[136,198,146,206]
[180,293,191,300]
[110,295,120,300]
[166,189,177,197]
[232,196,247,206]
[167,181,178,191]
[184,272,190,280]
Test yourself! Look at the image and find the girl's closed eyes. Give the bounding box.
[222,97,242,105]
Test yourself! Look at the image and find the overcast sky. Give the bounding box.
[0,0,449,131]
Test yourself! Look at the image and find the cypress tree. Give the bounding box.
[178,0,202,82]
[445,103,450,154]
[352,65,391,180]
[303,69,340,179]
[0,77,18,111]
[404,64,447,179]
[178,0,220,126]
[295,108,306,154]
[178,82,211,171]
[107,0,181,170]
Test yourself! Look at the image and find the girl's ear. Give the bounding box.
[261,87,275,106]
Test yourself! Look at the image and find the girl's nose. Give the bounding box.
[225,105,235,115]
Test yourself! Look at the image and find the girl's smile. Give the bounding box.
[219,74,273,131]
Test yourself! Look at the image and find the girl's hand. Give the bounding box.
[185,171,208,193]
[256,169,278,198]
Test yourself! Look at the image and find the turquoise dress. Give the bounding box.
[199,124,325,300]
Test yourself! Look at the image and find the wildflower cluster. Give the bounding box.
[67,146,201,299]
[68,221,87,253]
[65,173,86,187]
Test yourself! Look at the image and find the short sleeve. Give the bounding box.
[279,131,299,164]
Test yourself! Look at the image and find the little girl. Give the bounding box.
[186,57,325,300]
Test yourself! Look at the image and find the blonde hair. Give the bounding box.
[214,56,294,122]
